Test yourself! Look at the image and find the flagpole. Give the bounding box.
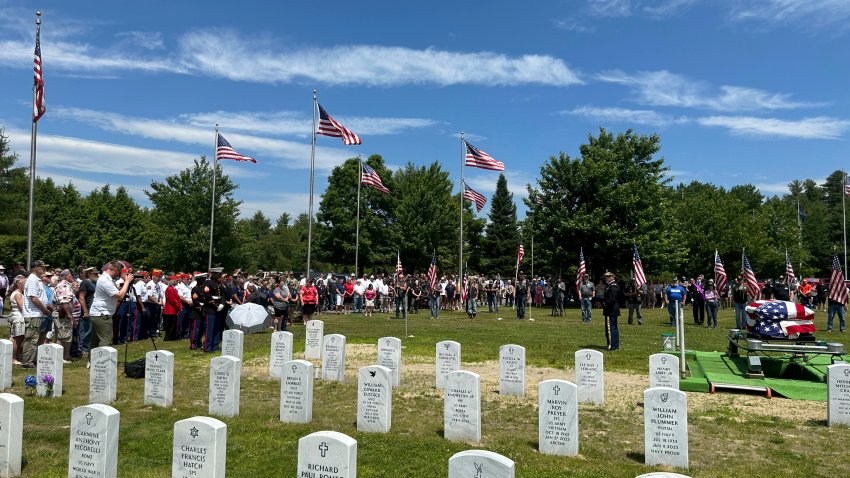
[25,11,42,270]
[843,172,847,273]
[355,155,362,277]
[208,124,218,271]
[306,90,317,281]
[797,200,802,248]
[458,132,465,287]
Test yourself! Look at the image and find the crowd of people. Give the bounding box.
[0,259,846,368]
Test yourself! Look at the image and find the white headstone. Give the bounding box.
[649,354,680,389]
[635,473,691,478]
[209,356,241,418]
[575,349,604,404]
[172,416,226,478]
[270,331,294,378]
[221,329,244,361]
[89,346,118,405]
[297,431,357,478]
[644,387,689,470]
[377,337,402,388]
[357,365,392,433]
[448,450,515,478]
[36,343,63,397]
[280,360,314,424]
[0,340,12,391]
[144,350,174,407]
[435,340,461,389]
[444,370,481,443]
[322,334,347,382]
[68,404,120,478]
[305,320,324,360]
[499,344,526,396]
[0,394,22,477]
[828,363,850,427]
[538,379,579,456]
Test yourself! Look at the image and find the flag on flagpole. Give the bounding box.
[517,244,525,267]
[464,140,505,171]
[576,247,586,295]
[632,243,646,288]
[361,164,389,193]
[828,253,848,305]
[463,182,487,212]
[427,253,437,291]
[714,251,728,294]
[785,251,796,284]
[395,251,403,281]
[33,20,45,123]
[317,103,361,145]
[216,133,256,163]
[742,252,760,299]
[844,174,850,197]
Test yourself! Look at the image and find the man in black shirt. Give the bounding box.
[603,272,621,350]
[772,277,791,301]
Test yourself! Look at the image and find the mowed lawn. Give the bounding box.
[8,304,850,477]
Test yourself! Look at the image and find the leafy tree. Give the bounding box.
[146,157,241,271]
[0,129,27,263]
[482,174,519,274]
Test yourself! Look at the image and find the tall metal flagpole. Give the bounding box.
[306,90,318,280]
[208,124,218,271]
[843,172,847,273]
[458,132,465,285]
[355,155,362,277]
[26,11,42,271]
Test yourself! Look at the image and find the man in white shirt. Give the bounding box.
[131,273,148,342]
[21,260,51,368]
[145,270,164,338]
[89,261,133,349]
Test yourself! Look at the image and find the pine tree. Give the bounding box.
[482,174,519,275]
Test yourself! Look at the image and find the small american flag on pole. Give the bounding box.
[317,103,361,145]
[33,18,45,123]
[463,182,487,212]
[844,173,850,197]
[576,247,586,295]
[742,252,760,299]
[361,164,389,193]
[785,251,796,284]
[632,243,646,288]
[714,251,728,293]
[829,253,848,305]
[464,140,504,171]
[427,253,437,292]
[395,251,403,281]
[216,133,256,163]
[517,244,525,267]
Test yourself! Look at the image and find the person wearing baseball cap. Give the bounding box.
[664,276,687,327]
[20,260,51,368]
[602,272,621,351]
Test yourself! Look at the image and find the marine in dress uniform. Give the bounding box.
[603,272,621,351]
[203,268,225,352]
[189,272,207,350]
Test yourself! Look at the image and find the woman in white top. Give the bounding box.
[8,276,26,364]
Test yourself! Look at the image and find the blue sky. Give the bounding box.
[1,0,849,221]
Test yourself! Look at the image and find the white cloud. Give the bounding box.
[36,170,151,204]
[465,170,532,197]
[730,1,850,29]
[588,0,632,17]
[177,30,583,87]
[566,105,689,126]
[597,70,821,112]
[698,115,850,139]
[116,31,165,51]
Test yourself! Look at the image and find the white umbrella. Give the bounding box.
[226,303,271,334]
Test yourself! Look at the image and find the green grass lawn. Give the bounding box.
[8,305,850,477]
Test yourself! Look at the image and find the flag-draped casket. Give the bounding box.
[745,300,816,339]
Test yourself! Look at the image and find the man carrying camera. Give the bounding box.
[88,261,134,349]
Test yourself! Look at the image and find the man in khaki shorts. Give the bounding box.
[88,261,134,350]
[53,269,76,362]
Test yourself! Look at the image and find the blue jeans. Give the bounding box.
[581,298,592,322]
[628,303,642,323]
[516,294,526,319]
[467,298,477,316]
[734,302,748,329]
[828,303,846,331]
[354,295,363,312]
[487,295,496,312]
[429,296,440,318]
[78,315,92,352]
[115,300,132,343]
[667,301,683,326]
[706,301,718,327]
[395,296,408,320]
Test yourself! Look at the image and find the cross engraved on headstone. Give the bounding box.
[319,442,329,458]
[474,462,484,478]
[661,392,669,403]
[292,364,298,374]
[85,413,93,426]
[445,343,450,349]
[661,357,667,364]
[99,350,104,358]
[553,385,560,395]
[844,369,850,377]
[190,427,199,439]
[585,352,591,361]
[386,339,391,346]
[155,354,158,362]
[509,347,514,354]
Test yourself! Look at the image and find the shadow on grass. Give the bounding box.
[579,344,608,351]
[526,440,539,450]
[626,451,645,463]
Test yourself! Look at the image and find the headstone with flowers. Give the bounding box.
[36,343,63,397]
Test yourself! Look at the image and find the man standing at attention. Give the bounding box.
[21,260,51,368]
[603,271,621,351]
[579,274,595,324]
[665,277,687,327]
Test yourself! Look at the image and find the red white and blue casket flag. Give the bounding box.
[745,300,815,338]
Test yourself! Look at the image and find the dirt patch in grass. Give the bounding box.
[242,343,827,423]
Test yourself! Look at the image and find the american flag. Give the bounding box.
[742,253,760,299]
[745,300,815,337]
[829,253,848,305]
[785,251,796,284]
[714,251,728,294]
[463,182,487,212]
[427,253,437,292]
[317,103,361,145]
[361,164,389,193]
[461,275,468,303]
[216,133,256,163]
[576,247,586,295]
[464,140,504,171]
[517,244,525,268]
[33,21,45,123]
[844,174,850,197]
[395,251,403,281]
[632,243,646,288]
